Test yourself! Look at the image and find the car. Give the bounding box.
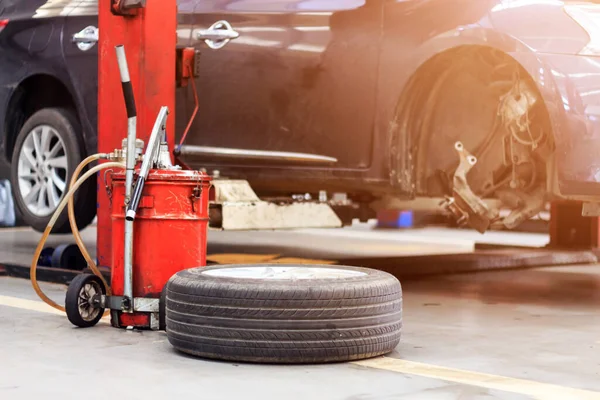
[2,0,600,234]
[0,0,199,231]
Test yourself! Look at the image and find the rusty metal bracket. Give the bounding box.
[583,202,600,217]
[111,0,146,16]
[104,169,114,207]
[441,141,499,233]
[189,171,204,213]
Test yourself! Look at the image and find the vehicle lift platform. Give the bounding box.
[3,214,600,285]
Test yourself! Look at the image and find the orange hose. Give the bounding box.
[31,162,125,311]
[67,154,112,295]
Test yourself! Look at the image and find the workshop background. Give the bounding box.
[2,1,600,399]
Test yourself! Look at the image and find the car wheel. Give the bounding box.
[10,108,96,233]
[166,264,403,364]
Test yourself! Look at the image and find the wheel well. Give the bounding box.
[389,44,559,231]
[394,44,554,197]
[4,75,77,161]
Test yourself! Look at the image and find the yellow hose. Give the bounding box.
[31,162,125,312]
[67,154,112,295]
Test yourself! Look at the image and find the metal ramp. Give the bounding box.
[208,180,342,230]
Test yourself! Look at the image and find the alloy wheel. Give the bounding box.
[17,125,68,217]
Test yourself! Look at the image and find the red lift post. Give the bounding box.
[97,1,176,272]
[97,1,185,328]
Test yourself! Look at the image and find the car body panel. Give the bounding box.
[3,0,600,201]
[62,1,99,154]
[184,0,382,172]
[379,0,600,199]
[0,0,199,174]
[0,0,77,175]
[481,0,600,196]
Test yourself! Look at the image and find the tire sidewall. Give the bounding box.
[10,108,90,232]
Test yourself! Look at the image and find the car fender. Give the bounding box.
[0,66,88,153]
[379,24,567,196]
[0,16,94,162]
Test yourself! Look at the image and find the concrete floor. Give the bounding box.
[1,225,599,399]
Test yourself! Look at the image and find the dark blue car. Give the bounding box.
[2,0,600,233]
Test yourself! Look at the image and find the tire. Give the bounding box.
[10,107,96,233]
[51,244,86,270]
[166,264,402,364]
[65,273,106,328]
[159,285,167,331]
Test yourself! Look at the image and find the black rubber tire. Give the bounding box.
[10,108,96,233]
[159,285,167,331]
[65,274,106,328]
[51,244,86,270]
[166,264,402,364]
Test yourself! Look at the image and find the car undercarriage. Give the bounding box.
[407,47,555,233]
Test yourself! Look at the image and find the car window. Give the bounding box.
[0,0,18,17]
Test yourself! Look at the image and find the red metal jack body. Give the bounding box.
[110,168,211,328]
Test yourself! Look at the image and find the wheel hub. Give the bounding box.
[78,282,102,322]
[17,125,69,217]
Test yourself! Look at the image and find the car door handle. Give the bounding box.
[72,26,98,51]
[197,20,239,50]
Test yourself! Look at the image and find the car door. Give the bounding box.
[174,0,202,138]
[61,0,99,149]
[61,0,199,151]
[183,0,383,170]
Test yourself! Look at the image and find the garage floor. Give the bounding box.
[1,225,599,399]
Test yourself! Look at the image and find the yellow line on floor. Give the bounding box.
[353,357,600,400]
[0,295,109,320]
[0,294,64,315]
[0,226,34,232]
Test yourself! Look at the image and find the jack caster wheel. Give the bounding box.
[65,274,106,328]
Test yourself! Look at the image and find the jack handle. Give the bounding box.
[126,106,169,221]
[115,45,137,201]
